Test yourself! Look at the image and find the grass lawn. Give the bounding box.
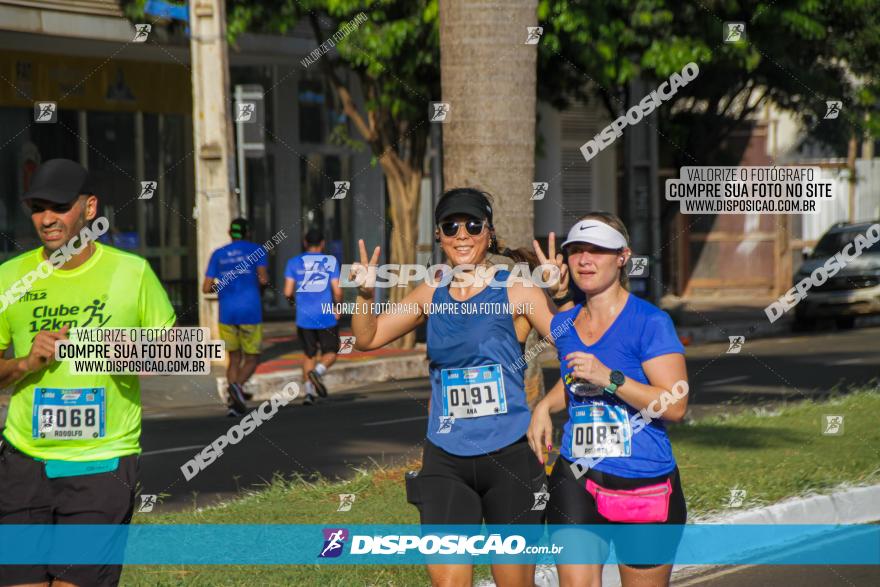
[120,388,880,586]
[674,388,880,515]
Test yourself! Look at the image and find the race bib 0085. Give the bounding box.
[569,403,632,458]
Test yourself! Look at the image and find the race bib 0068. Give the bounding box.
[440,364,508,419]
[32,387,106,440]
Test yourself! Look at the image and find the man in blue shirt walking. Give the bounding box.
[203,218,269,416]
[283,228,342,405]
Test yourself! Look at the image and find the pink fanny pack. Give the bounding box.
[585,478,672,523]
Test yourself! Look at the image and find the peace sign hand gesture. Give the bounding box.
[532,231,569,298]
[351,239,381,299]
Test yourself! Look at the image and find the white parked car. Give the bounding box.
[794,221,880,329]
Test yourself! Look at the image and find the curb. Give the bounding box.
[216,353,429,403]
[484,483,880,587]
[663,483,880,586]
[695,483,880,525]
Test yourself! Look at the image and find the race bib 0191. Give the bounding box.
[32,387,106,440]
[440,364,508,419]
[569,403,632,458]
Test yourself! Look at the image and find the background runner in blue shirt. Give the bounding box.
[203,218,268,416]
[528,212,690,586]
[350,188,571,587]
[283,228,342,405]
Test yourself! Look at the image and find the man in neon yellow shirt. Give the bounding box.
[0,159,176,587]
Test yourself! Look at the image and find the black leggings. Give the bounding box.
[547,457,687,568]
[406,437,547,526]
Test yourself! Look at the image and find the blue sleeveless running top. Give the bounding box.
[426,270,530,456]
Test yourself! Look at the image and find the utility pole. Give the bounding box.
[189,0,237,334]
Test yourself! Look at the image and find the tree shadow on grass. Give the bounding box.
[670,423,806,450]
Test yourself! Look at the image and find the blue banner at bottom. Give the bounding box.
[0,524,877,565]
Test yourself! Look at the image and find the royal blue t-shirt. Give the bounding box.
[206,241,267,325]
[553,294,685,478]
[284,253,340,329]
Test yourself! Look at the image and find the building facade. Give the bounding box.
[0,0,384,323]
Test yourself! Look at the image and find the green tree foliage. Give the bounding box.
[537,0,880,163]
[226,0,440,154]
[122,1,878,163]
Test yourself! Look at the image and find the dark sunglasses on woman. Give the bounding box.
[438,219,487,237]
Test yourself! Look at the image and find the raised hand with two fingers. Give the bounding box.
[350,239,381,299]
[532,231,569,298]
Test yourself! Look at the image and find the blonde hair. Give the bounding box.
[574,211,631,289]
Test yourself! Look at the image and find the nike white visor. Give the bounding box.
[561,220,628,250]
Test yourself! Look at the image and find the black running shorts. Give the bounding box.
[406,436,547,526]
[547,456,687,568]
[0,438,139,587]
[297,325,340,358]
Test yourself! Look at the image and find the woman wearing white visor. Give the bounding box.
[527,212,689,586]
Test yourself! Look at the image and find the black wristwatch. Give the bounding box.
[604,370,625,395]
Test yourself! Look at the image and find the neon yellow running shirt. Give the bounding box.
[0,242,176,461]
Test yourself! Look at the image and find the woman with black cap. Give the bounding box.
[351,187,570,586]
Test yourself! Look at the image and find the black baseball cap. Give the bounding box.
[21,159,96,203]
[434,188,494,225]
[230,218,248,238]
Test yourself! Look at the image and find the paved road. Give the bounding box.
[140,378,432,511]
[138,326,880,511]
[673,564,880,586]
[682,326,880,418]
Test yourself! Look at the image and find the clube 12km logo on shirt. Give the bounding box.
[317,528,548,558]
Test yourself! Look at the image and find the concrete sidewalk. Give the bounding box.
[216,321,429,403]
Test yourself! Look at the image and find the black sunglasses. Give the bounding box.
[438,219,487,237]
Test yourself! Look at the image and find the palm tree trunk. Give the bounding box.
[439,0,543,400]
[439,0,537,248]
